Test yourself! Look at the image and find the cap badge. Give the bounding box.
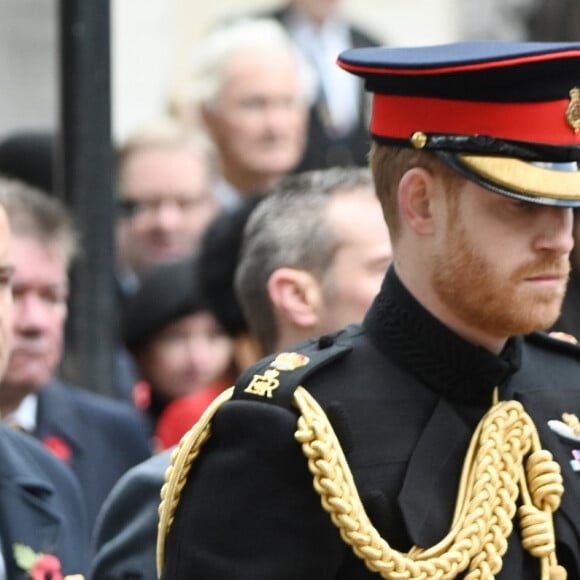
[547,411,580,443]
[270,352,310,371]
[565,87,580,133]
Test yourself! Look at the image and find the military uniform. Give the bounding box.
[159,41,580,579]
[159,268,580,579]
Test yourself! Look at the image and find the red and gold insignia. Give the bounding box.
[565,87,580,133]
[270,352,310,371]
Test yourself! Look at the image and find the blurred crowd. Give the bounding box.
[0,0,577,578]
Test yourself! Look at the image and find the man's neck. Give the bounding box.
[289,4,336,29]
[221,166,278,198]
[275,327,317,353]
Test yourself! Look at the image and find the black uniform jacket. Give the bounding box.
[161,268,580,579]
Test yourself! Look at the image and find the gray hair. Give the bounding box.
[189,18,318,111]
[235,166,374,353]
[0,175,80,267]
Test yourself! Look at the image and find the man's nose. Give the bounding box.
[14,294,50,331]
[534,207,575,255]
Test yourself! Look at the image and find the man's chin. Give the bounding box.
[2,369,51,391]
[514,304,565,335]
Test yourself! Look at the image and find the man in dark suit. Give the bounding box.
[0,177,152,530]
[0,196,89,578]
[0,423,90,578]
[91,448,171,580]
[269,0,381,170]
[159,42,580,578]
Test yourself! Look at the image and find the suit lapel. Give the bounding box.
[0,448,62,578]
[35,381,84,469]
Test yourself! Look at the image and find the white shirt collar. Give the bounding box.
[213,178,243,212]
[3,393,38,433]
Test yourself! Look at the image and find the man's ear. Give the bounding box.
[398,167,437,236]
[267,268,322,329]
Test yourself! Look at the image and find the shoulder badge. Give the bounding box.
[527,330,580,358]
[270,352,310,371]
[548,331,578,344]
[234,335,352,408]
[244,352,310,399]
[243,352,310,399]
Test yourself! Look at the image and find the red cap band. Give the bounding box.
[371,94,580,145]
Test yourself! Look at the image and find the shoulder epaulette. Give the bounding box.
[527,330,580,357]
[157,332,352,574]
[233,333,353,409]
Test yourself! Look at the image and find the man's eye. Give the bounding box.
[117,200,140,218]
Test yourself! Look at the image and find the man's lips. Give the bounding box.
[11,346,48,357]
[523,272,568,288]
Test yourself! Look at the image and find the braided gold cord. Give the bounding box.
[293,386,566,579]
[155,383,566,580]
[156,386,235,578]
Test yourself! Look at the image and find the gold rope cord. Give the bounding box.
[294,386,567,579]
[156,386,235,577]
[156,384,567,580]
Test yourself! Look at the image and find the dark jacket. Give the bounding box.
[35,379,152,529]
[161,268,580,579]
[91,450,172,580]
[0,423,90,578]
[270,6,380,171]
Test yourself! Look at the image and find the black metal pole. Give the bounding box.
[56,0,116,397]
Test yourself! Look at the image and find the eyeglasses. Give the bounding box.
[117,194,213,219]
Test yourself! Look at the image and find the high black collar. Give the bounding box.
[363,267,522,407]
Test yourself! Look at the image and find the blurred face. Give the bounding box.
[2,237,68,393]
[118,145,218,274]
[318,190,392,332]
[0,209,14,380]
[136,311,233,402]
[291,0,341,25]
[430,181,573,348]
[204,50,308,193]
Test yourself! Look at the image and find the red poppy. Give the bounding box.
[30,554,63,580]
[13,544,66,580]
[43,436,72,463]
[132,380,152,411]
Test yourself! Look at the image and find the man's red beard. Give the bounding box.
[431,224,570,340]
